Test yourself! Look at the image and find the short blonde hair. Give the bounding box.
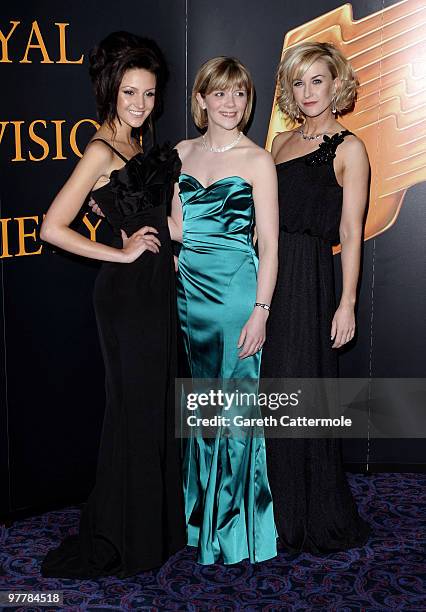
[276,42,358,121]
[191,57,254,130]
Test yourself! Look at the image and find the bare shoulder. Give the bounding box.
[175,138,200,162]
[244,138,274,168]
[271,129,296,159]
[241,142,276,189]
[272,130,293,148]
[84,138,115,166]
[339,132,368,162]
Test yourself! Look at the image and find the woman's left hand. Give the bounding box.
[238,308,268,359]
[331,304,355,348]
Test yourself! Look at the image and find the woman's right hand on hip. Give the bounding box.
[120,227,161,263]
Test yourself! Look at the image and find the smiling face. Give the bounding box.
[197,87,248,131]
[292,58,339,118]
[115,67,156,128]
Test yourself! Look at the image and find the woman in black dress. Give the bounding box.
[261,42,370,552]
[40,32,185,578]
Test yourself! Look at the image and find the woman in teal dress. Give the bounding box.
[168,57,279,564]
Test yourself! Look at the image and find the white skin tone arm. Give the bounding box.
[237,152,279,358]
[168,182,183,242]
[40,141,160,263]
[332,137,369,348]
[168,143,185,273]
[168,142,185,243]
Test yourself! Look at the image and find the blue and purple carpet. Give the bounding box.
[1,473,425,611]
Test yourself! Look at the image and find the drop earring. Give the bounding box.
[331,94,337,114]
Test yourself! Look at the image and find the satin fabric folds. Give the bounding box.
[176,174,277,565]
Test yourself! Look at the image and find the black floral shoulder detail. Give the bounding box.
[305,130,352,167]
[109,142,181,216]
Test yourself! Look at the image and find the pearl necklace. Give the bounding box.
[202,131,243,153]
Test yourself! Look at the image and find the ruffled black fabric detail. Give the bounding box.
[108,142,181,216]
[306,130,352,166]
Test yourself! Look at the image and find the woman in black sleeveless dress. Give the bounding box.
[261,42,370,552]
[40,32,185,578]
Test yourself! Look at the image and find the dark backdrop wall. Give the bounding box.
[1,0,425,519]
[0,0,187,518]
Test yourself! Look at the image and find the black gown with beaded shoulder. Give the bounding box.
[261,130,370,553]
[41,141,186,578]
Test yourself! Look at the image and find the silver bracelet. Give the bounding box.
[254,302,270,311]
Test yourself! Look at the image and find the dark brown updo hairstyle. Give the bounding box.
[88,31,168,138]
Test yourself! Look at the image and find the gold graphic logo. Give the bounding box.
[267,0,426,248]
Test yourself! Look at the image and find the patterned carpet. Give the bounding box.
[1,473,425,611]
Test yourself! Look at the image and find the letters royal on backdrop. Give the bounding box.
[1,20,96,162]
[0,21,83,63]
[0,21,103,257]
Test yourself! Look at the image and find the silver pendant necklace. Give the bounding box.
[202,131,243,153]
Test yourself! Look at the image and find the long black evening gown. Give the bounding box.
[41,141,186,578]
[261,131,370,553]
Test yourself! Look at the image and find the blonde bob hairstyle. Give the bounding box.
[276,42,358,121]
[191,56,254,130]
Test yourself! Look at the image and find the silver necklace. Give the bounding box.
[202,131,243,153]
[296,128,329,141]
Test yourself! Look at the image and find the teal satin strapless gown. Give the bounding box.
[176,173,277,565]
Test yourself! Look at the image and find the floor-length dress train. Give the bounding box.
[177,174,277,564]
[261,132,370,553]
[41,141,186,578]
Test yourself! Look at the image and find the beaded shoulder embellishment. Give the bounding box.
[305,130,352,166]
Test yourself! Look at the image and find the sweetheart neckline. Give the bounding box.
[179,173,252,191]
